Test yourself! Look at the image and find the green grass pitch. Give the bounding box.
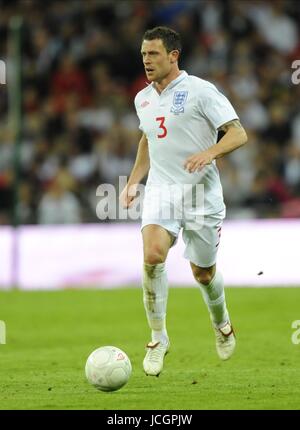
[0,287,300,410]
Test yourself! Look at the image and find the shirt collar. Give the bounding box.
[166,70,188,90]
[151,70,188,93]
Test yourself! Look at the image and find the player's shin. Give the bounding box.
[197,271,229,328]
[142,262,169,345]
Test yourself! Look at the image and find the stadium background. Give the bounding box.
[0,0,300,411]
[0,0,300,289]
[1,0,300,225]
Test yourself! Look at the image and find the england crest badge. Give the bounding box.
[170,91,188,114]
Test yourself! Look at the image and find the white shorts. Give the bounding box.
[141,185,225,268]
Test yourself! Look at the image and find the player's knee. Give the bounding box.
[191,265,213,285]
[144,247,166,266]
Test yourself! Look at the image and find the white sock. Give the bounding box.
[142,262,169,345]
[197,271,229,328]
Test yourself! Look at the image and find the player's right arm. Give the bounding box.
[119,133,150,208]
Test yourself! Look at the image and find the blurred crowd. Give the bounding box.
[0,0,300,225]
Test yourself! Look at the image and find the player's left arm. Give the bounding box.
[184,119,248,173]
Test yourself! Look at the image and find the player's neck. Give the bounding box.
[154,68,182,94]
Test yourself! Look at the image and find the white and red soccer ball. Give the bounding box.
[85,346,132,392]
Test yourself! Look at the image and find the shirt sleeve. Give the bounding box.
[134,95,145,133]
[198,85,239,130]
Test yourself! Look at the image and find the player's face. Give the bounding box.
[141,39,175,83]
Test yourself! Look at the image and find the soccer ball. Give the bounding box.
[85,346,132,392]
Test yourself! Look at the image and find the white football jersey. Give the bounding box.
[134,71,239,214]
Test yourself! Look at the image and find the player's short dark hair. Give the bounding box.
[143,26,182,54]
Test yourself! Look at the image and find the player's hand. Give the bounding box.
[119,183,138,208]
[184,150,214,173]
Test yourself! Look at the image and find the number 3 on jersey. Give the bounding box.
[156,116,167,138]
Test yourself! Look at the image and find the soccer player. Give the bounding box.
[120,26,248,376]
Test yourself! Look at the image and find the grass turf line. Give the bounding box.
[0,287,300,410]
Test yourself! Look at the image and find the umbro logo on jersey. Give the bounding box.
[170,90,188,114]
[141,100,150,108]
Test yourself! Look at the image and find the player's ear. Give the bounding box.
[170,50,179,63]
